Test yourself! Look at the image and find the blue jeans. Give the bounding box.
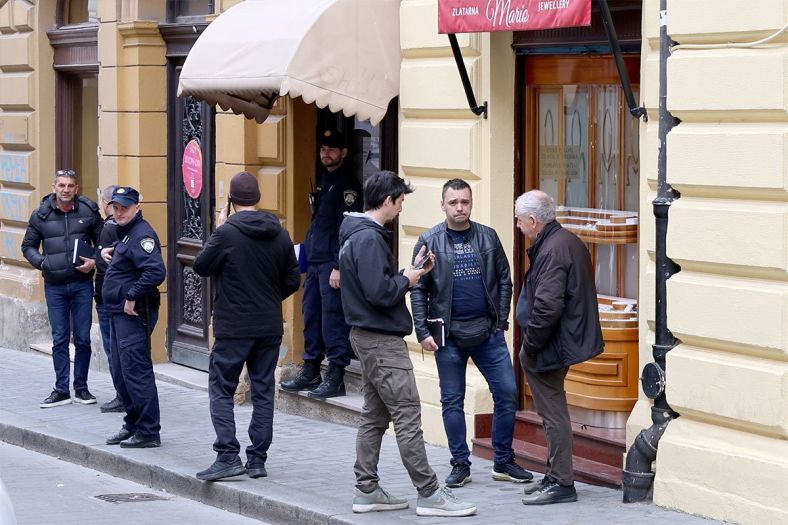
[435,330,517,465]
[44,280,94,393]
[95,302,112,369]
[96,302,118,395]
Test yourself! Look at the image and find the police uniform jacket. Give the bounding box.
[304,161,362,269]
[21,193,103,284]
[102,211,166,314]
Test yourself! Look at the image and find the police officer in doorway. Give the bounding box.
[101,187,166,448]
[280,130,362,399]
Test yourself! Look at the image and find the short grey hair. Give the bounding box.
[101,185,118,203]
[53,169,77,184]
[514,190,556,224]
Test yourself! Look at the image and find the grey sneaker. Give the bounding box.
[523,475,550,495]
[416,486,477,517]
[352,486,409,513]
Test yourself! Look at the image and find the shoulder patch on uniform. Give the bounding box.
[343,190,358,207]
[140,237,155,254]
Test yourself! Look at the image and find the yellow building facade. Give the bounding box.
[400,1,788,523]
[0,1,786,523]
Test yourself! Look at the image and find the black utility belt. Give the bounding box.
[131,292,161,314]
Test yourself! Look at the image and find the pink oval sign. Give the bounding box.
[182,139,203,199]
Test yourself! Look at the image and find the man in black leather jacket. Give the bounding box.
[21,169,103,409]
[411,179,531,489]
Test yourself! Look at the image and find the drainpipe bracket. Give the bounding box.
[641,362,666,399]
[630,106,648,121]
[472,101,489,119]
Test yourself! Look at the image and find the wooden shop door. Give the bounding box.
[521,55,641,430]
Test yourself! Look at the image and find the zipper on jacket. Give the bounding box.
[469,224,500,329]
[64,210,70,251]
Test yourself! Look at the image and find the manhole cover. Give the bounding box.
[95,493,171,504]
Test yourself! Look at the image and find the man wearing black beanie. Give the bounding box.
[193,171,301,481]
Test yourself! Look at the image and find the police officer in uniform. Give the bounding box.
[101,187,166,448]
[280,130,363,399]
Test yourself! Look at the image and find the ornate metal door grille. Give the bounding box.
[167,61,215,371]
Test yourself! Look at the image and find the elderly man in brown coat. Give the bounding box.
[514,190,603,505]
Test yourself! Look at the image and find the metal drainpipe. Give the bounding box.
[622,0,681,503]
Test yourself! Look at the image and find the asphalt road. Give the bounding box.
[0,442,269,525]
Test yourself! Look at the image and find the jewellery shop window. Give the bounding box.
[528,82,640,323]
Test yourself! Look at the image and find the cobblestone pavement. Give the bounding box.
[0,348,718,524]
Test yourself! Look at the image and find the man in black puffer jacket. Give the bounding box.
[21,169,103,409]
[193,171,300,482]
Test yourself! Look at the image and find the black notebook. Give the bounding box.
[427,318,445,348]
[72,239,94,267]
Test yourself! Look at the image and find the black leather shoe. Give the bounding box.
[196,458,246,481]
[106,427,133,445]
[119,433,161,448]
[100,396,124,413]
[245,461,267,479]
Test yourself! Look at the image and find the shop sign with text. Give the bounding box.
[182,139,203,199]
[438,0,591,34]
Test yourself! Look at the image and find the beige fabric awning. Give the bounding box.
[177,0,401,125]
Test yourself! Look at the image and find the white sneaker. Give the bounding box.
[416,486,477,517]
[352,486,409,513]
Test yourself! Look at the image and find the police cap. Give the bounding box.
[110,186,140,206]
[319,130,345,149]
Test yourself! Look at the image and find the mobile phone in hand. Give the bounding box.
[413,251,432,270]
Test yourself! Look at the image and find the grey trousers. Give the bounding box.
[524,363,573,485]
[350,327,439,497]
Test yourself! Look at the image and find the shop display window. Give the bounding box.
[532,83,640,322]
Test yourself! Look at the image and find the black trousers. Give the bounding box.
[302,262,352,367]
[209,336,280,463]
[110,311,160,439]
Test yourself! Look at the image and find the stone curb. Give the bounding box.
[0,421,362,525]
